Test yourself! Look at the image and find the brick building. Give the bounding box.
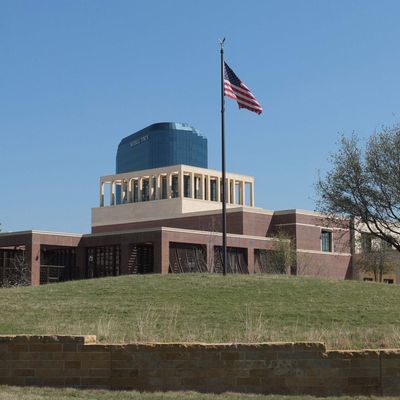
[1,122,396,286]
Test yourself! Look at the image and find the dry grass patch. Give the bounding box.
[0,386,399,400]
[0,274,400,349]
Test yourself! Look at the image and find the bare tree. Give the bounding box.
[317,125,400,251]
[1,251,30,288]
[206,215,220,272]
[269,230,296,274]
[355,234,394,282]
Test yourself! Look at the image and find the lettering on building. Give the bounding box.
[130,135,149,147]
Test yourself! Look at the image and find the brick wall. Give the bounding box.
[0,335,399,395]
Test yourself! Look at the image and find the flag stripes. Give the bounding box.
[223,62,263,114]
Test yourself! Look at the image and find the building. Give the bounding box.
[0,122,397,286]
[116,122,207,174]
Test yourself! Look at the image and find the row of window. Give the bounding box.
[116,175,221,204]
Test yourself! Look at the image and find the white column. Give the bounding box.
[100,182,104,207]
[240,181,245,205]
[148,177,152,200]
[250,182,255,207]
[121,180,125,203]
[225,178,230,204]
[156,175,161,200]
[216,177,220,202]
[111,181,116,206]
[207,175,211,201]
[167,173,172,199]
[179,170,184,199]
[127,179,131,203]
[138,177,142,202]
[232,181,237,205]
[150,175,157,200]
[190,172,194,199]
[200,174,205,200]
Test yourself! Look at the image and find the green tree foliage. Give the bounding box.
[317,125,400,252]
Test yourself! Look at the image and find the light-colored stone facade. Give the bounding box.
[99,164,254,207]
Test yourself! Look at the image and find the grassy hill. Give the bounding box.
[0,274,399,349]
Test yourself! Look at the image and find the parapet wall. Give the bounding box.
[0,335,399,395]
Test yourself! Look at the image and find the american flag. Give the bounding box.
[224,62,263,115]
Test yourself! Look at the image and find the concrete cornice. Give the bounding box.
[160,227,284,242]
[86,226,280,243]
[101,164,254,182]
[273,209,323,217]
[0,230,83,238]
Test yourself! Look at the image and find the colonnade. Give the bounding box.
[99,167,254,208]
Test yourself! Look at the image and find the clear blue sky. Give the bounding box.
[1,0,400,233]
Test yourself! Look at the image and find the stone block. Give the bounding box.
[80,377,109,388]
[160,352,189,360]
[62,344,77,352]
[81,359,110,369]
[11,368,34,377]
[382,358,400,368]
[8,344,29,352]
[0,344,8,354]
[245,351,277,361]
[34,368,64,378]
[221,352,241,361]
[111,368,139,378]
[65,360,81,369]
[277,351,324,360]
[29,344,63,352]
[236,376,260,386]
[28,360,64,369]
[89,368,110,377]
[348,376,380,386]
[348,368,380,378]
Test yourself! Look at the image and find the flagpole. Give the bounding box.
[219,37,227,276]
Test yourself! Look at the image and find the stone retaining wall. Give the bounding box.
[0,335,399,395]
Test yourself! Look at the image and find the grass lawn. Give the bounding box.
[0,274,399,349]
[0,386,399,400]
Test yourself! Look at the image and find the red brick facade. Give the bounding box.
[0,209,355,286]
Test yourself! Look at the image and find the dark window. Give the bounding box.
[152,177,156,200]
[321,230,332,252]
[210,179,217,201]
[161,176,167,199]
[184,175,190,197]
[133,180,139,202]
[169,243,207,273]
[384,279,394,284]
[172,175,179,198]
[213,246,248,274]
[87,245,120,278]
[361,233,372,253]
[142,179,149,201]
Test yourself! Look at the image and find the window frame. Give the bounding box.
[321,229,333,253]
